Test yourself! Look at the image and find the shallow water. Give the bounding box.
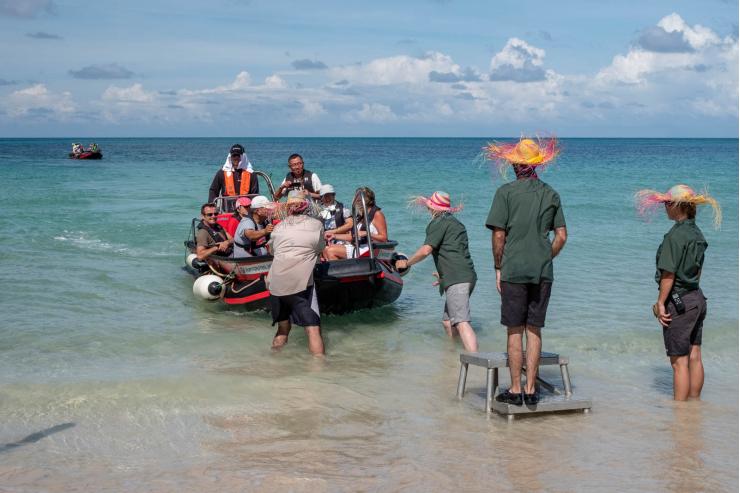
[0,138,737,491]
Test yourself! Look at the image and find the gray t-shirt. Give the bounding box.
[233,216,269,258]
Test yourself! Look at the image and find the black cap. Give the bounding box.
[230,144,244,156]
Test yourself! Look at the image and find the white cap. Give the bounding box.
[319,184,335,196]
[251,195,270,209]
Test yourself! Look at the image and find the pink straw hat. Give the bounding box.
[411,191,463,213]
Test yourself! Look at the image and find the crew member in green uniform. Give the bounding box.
[636,184,721,401]
[484,137,567,406]
[397,191,478,351]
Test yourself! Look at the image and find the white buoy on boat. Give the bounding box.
[193,274,224,301]
[186,253,198,269]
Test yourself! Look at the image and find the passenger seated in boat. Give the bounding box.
[233,195,274,257]
[323,187,387,260]
[225,196,251,237]
[196,203,233,260]
[72,143,84,155]
[318,184,352,243]
[89,143,99,153]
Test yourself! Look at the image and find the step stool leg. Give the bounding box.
[456,362,469,399]
[486,368,494,416]
[560,363,573,397]
[507,414,515,423]
[493,368,499,397]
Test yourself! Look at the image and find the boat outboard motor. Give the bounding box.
[186,253,209,272]
[193,274,224,301]
[391,252,411,277]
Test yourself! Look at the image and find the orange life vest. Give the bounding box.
[223,170,252,196]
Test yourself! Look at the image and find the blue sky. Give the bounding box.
[0,0,737,137]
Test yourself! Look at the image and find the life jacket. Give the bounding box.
[334,201,345,228]
[284,170,315,193]
[197,220,231,254]
[352,206,379,246]
[223,169,252,196]
[234,216,270,256]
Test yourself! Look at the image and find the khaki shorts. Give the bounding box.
[443,282,473,325]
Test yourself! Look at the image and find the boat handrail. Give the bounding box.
[350,188,374,260]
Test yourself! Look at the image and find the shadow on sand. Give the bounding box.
[0,423,76,454]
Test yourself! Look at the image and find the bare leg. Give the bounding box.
[442,319,457,338]
[455,321,478,352]
[670,355,691,401]
[272,321,292,350]
[305,325,325,356]
[524,325,542,394]
[323,244,347,260]
[688,345,704,399]
[507,326,524,393]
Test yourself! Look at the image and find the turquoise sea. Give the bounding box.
[0,138,737,491]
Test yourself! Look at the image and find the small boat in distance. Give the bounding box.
[69,150,103,160]
[69,142,103,160]
[184,173,408,314]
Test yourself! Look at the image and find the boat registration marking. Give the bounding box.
[236,262,272,275]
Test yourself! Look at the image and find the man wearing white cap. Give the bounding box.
[233,195,274,257]
[318,184,353,242]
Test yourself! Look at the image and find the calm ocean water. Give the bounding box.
[0,138,737,491]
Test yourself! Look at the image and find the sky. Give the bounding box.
[0,0,737,137]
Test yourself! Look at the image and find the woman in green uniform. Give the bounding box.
[636,184,721,401]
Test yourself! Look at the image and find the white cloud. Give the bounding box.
[657,13,720,51]
[6,83,75,117]
[264,74,287,89]
[351,103,398,123]
[331,52,460,85]
[489,38,547,82]
[102,83,156,103]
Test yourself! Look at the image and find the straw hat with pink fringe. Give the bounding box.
[635,184,722,229]
[484,136,560,178]
[411,191,462,214]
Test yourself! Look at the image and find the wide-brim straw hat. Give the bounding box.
[411,191,462,213]
[635,184,722,228]
[485,136,560,167]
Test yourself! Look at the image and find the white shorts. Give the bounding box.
[344,244,370,258]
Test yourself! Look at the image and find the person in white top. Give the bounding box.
[323,187,387,260]
[273,153,322,200]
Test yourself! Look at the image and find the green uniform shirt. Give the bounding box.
[423,213,477,295]
[485,179,565,284]
[655,218,707,295]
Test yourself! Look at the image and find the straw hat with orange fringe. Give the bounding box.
[410,191,463,215]
[635,184,722,229]
[484,135,560,178]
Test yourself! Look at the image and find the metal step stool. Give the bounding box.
[456,351,591,419]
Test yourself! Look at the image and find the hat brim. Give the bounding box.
[410,196,463,213]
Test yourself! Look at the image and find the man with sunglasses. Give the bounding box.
[196,203,233,260]
[208,144,259,203]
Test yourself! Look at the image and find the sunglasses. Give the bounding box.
[204,212,218,217]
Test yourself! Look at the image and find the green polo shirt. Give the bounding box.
[424,213,477,295]
[485,179,565,284]
[655,218,707,295]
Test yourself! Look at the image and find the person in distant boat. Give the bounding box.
[323,187,387,259]
[396,191,478,352]
[267,191,326,355]
[485,137,567,407]
[208,144,259,204]
[318,184,353,243]
[273,153,322,200]
[233,195,274,258]
[635,185,721,401]
[89,143,99,153]
[225,196,251,238]
[72,143,84,155]
[195,203,233,260]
